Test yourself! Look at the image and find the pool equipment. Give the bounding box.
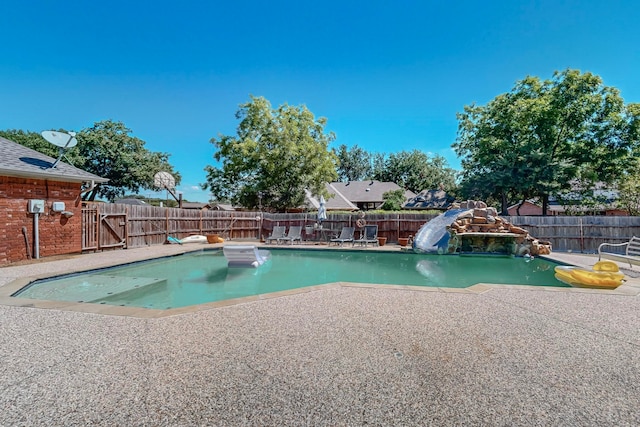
[223,245,271,268]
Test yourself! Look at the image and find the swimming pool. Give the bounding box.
[13,249,568,310]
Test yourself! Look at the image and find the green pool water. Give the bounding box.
[14,249,568,309]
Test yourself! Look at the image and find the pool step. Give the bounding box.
[17,275,167,304]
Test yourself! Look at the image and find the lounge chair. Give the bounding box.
[353,225,378,247]
[265,226,286,244]
[278,225,302,245]
[223,245,271,268]
[330,226,355,246]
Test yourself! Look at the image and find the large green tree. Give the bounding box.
[76,120,181,201]
[615,161,640,215]
[1,122,181,202]
[203,96,338,211]
[454,69,640,214]
[373,149,457,194]
[334,144,373,182]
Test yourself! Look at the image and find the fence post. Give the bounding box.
[97,204,101,250]
[165,207,169,241]
[125,206,129,248]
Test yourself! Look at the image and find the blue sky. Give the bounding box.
[2,1,639,202]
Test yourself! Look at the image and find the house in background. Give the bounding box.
[114,198,147,205]
[201,203,235,211]
[0,136,108,264]
[508,189,628,216]
[305,181,415,211]
[178,201,239,211]
[507,200,554,216]
[328,181,415,211]
[305,184,357,211]
[181,202,211,210]
[403,189,455,210]
[211,203,235,211]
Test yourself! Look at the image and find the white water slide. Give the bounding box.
[412,209,469,254]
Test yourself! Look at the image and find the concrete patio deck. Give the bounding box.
[1,244,639,425]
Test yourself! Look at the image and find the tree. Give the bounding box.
[371,152,387,181]
[615,164,640,215]
[454,69,640,215]
[2,122,180,202]
[374,150,457,194]
[334,144,373,181]
[380,189,405,210]
[76,120,181,201]
[203,96,338,211]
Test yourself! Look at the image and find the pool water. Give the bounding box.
[14,249,568,309]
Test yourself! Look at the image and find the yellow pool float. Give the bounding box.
[554,261,625,289]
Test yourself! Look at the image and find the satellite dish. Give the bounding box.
[42,131,78,148]
[41,130,78,169]
[154,171,176,190]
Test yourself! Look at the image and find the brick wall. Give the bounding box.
[0,176,83,264]
[507,202,554,216]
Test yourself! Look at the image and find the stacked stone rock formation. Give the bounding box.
[447,200,552,256]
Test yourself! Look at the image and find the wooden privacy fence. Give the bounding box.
[82,203,262,251]
[82,203,640,253]
[505,216,640,253]
[266,214,640,252]
[261,212,439,243]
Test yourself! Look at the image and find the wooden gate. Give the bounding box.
[82,204,127,251]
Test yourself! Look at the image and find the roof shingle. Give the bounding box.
[0,136,108,183]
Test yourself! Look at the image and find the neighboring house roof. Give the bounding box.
[326,183,360,210]
[507,199,539,210]
[547,201,618,213]
[403,189,454,210]
[210,203,235,211]
[331,180,415,205]
[181,202,210,210]
[548,183,621,213]
[304,189,321,210]
[305,184,358,211]
[114,198,147,205]
[305,181,415,211]
[506,199,554,216]
[0,136,108,183]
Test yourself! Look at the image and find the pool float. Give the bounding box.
[166,236,182,245]
[554,261,625,289]
[180,235,208,244]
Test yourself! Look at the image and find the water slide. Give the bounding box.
[412,209,469,254]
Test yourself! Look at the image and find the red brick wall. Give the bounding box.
[0,176,83,264]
